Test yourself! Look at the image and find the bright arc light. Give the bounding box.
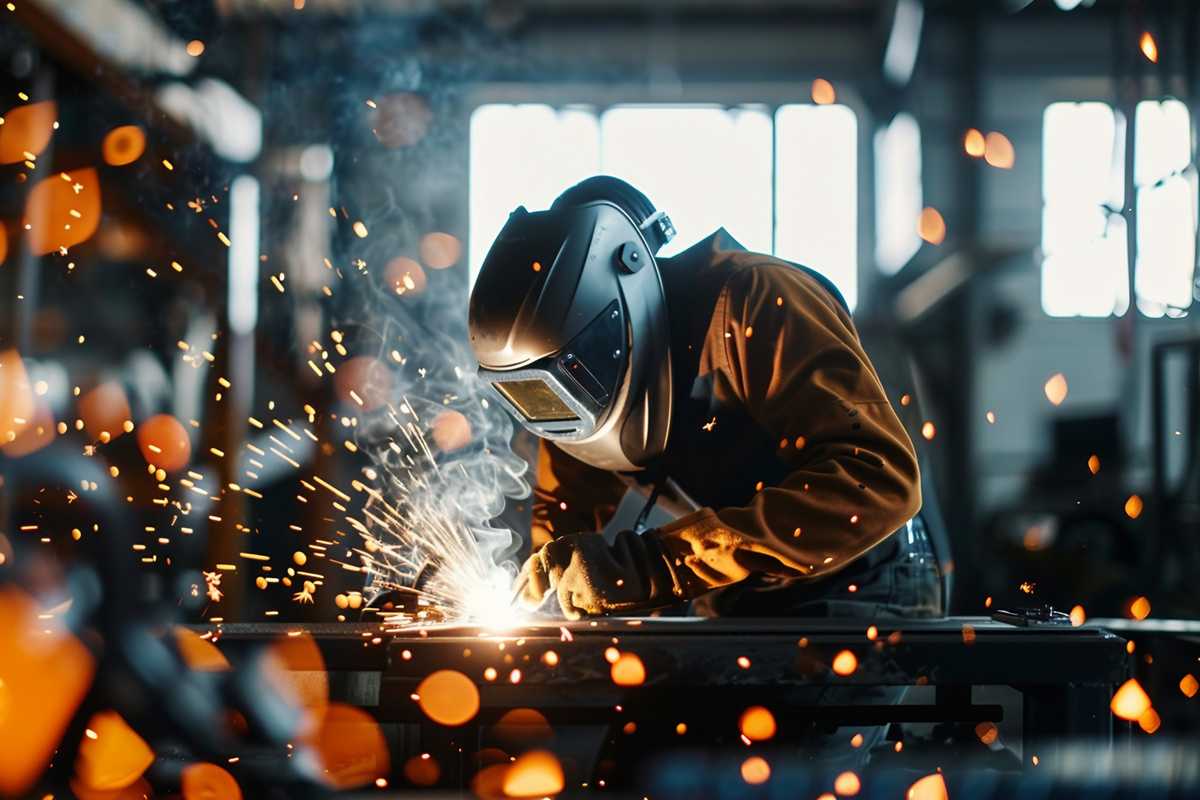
[461,569,526,630]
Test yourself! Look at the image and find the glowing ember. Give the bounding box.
[185,39,205,56]
[1124,495,1144,520]
[74,711,154,792]
[832,649,858,676]
[740,756,771,785]
[403,754,440,786]
[850,732,864,748]
[419,232,462,269]
[0,588,95,797]
[1044,373,1068,406]
[739,706,776,741]
[1179,674,1198,698]
[984,131,1015,169]
[307,703,390,788]
[136,414,191,472]
[0,100,56,164]
[964,128,986,157]
[1069,605,1086,627]
[416,670,480,726]
[1140,31,1158,63]
[102,126,145,167]
[834,770,861,796]
[811,78,836,105]
[181,763,242,800]
[1128,596,1151,620]
[921,421,936,440]
[918,207,946,245]
[1110,678,1152,721]
[502,750,565,798]
[1138,707,1161,734]
[907,773,949,800]
[1087,454,1100,475]
[976,721,998,745]
[611,652,646,686]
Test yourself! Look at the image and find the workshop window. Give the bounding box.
[469,103,860,308]
[874,112,923,275]
[775,104,860,310]
[1134,99,1196,317]
[468,104,600,280]
[1040,101,1128,318]
[598,106,774,258]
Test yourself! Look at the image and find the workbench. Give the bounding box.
[210,616,1129,773]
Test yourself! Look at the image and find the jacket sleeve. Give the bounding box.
[531,441,626,549]
[651,264,921,597]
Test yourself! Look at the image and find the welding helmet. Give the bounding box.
[469,176,675,472]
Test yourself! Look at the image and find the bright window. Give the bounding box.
[468,105,599,280]
[598,106,773,258]
[469,102,860,309]
[775,104,859,310]
[1040,102,1128,317]
[1134,99,1196,317]
[1041,99,1196,317]
[874,112,923,275]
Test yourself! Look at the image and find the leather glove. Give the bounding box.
[515,530,680,619]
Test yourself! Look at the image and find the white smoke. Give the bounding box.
[346,299,531,624]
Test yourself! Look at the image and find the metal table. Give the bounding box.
[209,616,1129,764]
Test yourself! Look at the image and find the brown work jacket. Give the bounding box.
[531,229,921,614]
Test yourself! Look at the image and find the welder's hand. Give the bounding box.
[515,530,678,620]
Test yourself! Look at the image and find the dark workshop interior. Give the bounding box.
[0,0,1199,797]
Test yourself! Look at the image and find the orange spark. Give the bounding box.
[1044,373,1068,406]
[1129,596,1151,620]
[1110,678,1152,721]
[811,78,836,105]
[1125,495,1144,520]
[984,132,1015,169]
[907,773,949,800]
[964,128,986,157]
[1088,454,1101,475]
[1140,31,1158,63]
[739,706,776,742]
[834,770,862,796]
[611,652,646,686]
[918,207,946,245]
[416,670,480,726]
[0,100,55,164]
[741,756,771,785]
[921,421,936,440]
[502,750,564,797]
[832,649,858,676]
[1069,605,1086,627]
[1179,674,1198,698]
[74,711,154,792]
[102,126,145,166]
[420,232,462,269]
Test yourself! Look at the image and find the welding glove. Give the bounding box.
[516,530,681,619]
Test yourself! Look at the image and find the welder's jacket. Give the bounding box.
[532,230,921,615]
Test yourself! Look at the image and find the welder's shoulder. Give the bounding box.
[719,253,851,327]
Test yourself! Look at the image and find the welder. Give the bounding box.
[469,176,941,621]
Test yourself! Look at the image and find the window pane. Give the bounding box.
[469,104,600,282]
[775,104,859,310]
[1135,99,1190,187]
[598,105,773,257]
[874,112,922,275]
[1041,207,1128,317]
[1040,102,1127,317]
[1136,174,1196,316]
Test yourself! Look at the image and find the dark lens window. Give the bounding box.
[494,379,580,422]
